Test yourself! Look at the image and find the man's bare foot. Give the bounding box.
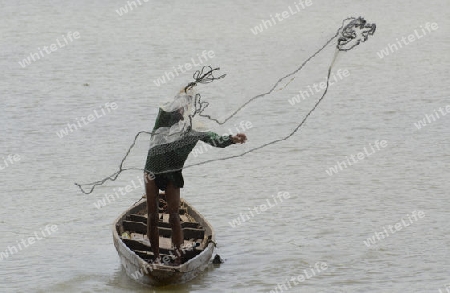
[153,256,161,265]
[172,256,181,266]
[170,249,182,266]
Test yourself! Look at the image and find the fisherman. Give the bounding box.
[144,67,247,265]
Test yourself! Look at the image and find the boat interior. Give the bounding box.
[115,194,211,266]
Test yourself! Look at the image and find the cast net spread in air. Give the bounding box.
[75,16,376,194]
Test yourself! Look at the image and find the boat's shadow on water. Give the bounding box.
[110,263,219,292]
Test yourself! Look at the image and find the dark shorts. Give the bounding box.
[145,153,184,191]
[153,170,184,191]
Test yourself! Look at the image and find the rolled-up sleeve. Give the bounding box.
[199,132,234,148]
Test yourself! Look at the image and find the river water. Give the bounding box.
[1,0,449,292]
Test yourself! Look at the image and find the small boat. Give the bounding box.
[112,194,216,286]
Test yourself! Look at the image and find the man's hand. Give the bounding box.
[231,133,247,144]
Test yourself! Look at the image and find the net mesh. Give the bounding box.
[75,16,376,194]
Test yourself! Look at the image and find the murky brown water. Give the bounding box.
[1,0,449,292]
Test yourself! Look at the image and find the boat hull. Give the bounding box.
[112,197,215,286]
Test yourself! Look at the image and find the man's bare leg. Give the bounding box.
[166,183,183,265]
[145,173,160,261]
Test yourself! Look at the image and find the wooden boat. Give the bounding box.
[112,194,216,286]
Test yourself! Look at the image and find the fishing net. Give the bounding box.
[75,16,376,194]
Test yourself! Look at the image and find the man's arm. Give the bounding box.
[200,132,247,148]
